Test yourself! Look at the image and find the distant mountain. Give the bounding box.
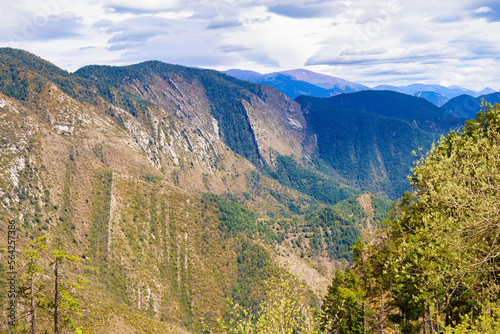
[224,69,263,82]
[257,73,340,99]
[277,69,368,91]
[372,83,496,99]
[295,90,464,198]
[441,92,500,119]
[414,91,449,107]
[224,68,368,99]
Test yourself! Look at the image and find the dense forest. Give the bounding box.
[295,90,464,199]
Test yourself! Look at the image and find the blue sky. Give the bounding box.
[2,0,500,90]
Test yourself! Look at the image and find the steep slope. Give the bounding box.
[76,61,309,169]
[0,48,372,333]
[0,49,282,331]
[75,61,356,206]
[441,92,500,119]
[295,91,463,198]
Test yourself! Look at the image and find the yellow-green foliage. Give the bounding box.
[209,273,318,334]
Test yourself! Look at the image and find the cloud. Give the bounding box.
[470,1,500,21]
[35,13,84,40]
[339,48,387,56]
[207,18,242,29]
[6,12,85,41]
[267,2,346,19]
[108,31,164,44]
[217,44,250,53]
[432,14,465,24]
[244,52,280,67]
[94,16,172,50]
[475,6,492,14]
[93,19,113,29]
[306,45,472,66]
[102,0,181,14]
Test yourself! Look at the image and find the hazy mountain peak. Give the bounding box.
[224,68,368,99]
[224,68,263,82]
[372,83,497,99]
[278,68,367,90]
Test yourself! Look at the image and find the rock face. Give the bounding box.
[75,61,311,170]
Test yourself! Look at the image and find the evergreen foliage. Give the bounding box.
[0,47,153,124]
[303,106,437,198]
[318,269,366,334]
[268,155,356,205]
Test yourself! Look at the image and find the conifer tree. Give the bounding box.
[50,247,84,334]
[19,235,49,334]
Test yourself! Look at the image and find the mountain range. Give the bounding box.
[224,69,368,99]
[225,68,497,105]
[0,48,486,332]
[372,83,496,99]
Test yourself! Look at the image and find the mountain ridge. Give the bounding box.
[224,67,496,104]
[372,83,496,99]
[441,91,500,119]
[224,68,368,99]
[0,47,473,332]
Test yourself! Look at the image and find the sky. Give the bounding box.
[1,0,500,90]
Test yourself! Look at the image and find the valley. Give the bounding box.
[0,47,498,333]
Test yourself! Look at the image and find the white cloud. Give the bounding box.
[0,0,499,90]
[475,6,492,14]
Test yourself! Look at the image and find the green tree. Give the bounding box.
[209,273,318,333]
[18,235,49,334]
[359,101,500,333]
[50,247,84,334]
[318,269,366,334]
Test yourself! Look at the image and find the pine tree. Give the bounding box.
[19,235,49,334]
[50,247,84,334]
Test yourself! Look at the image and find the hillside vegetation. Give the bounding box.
[0,48,390,333]
[4,47,490,333]
[296,91,464,199]
[320,102,500,333]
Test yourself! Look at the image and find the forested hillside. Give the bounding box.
[319,102,500,333]
[295,91,464,198]
[0,48,389,333]
[441,92,500,119]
